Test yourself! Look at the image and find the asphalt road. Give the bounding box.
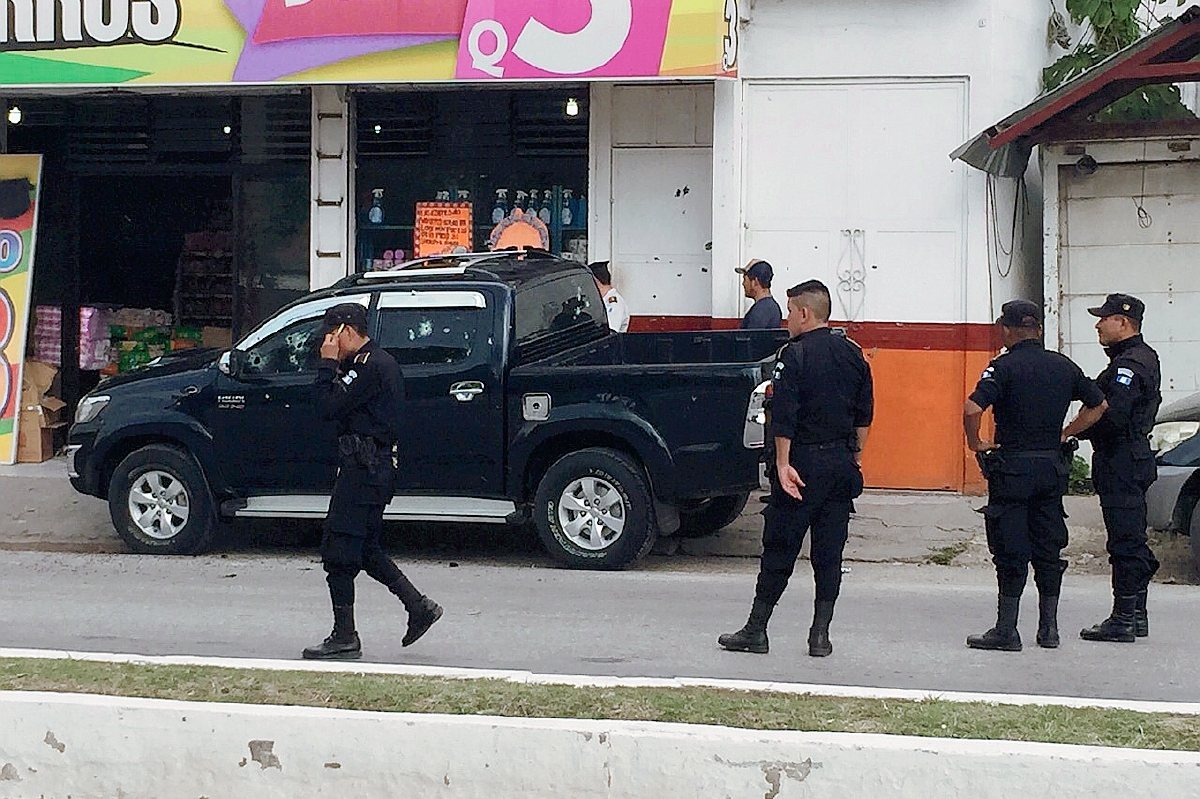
[2,550,1196,702]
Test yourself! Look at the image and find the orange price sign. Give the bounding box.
[413,201,474,258]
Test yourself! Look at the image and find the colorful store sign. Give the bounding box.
[0,156,42,465]
[0,0,737,85]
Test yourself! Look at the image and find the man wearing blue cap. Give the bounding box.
[736,259,783,329]
[1077,293,1162,643]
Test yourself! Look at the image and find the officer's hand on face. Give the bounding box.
[970,440,997,453]
[320,332,341,361]
[779,464,805,501]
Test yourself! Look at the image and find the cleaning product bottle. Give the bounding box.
[538,189,553,224]
[561,189,574,227]
[492,188,508,224]
[368,188,385,225]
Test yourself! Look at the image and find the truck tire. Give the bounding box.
[1190,497,1200,569]
[533,447,657,569]
[676,492,751,538]
[108,444,217,555]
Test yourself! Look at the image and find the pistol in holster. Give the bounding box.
[1060,436,1080,465]
[338,433,384,477]
[976,448,1003,481]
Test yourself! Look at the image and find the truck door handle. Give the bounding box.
[450,381,484,402]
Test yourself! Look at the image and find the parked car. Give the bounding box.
[66,251,785,569]
[1146,390,1200,565]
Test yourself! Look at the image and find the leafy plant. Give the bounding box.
[1068,454,1094,496]
[1042,0,1195,122]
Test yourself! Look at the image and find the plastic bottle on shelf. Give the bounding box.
[368,188,385,225]
[514,190,528,214]
[527,190,539,216]
[539,189,553,224]
[576,193,587,227]
[561,189,574,227]
[492,189,508,224]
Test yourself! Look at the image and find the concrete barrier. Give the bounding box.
[0,690,1197,799]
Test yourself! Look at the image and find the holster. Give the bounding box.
[976,449,1003,481]
[338,433,384,478]
[1060,436,1080,466]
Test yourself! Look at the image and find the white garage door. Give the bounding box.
[743,80,967,323]
[1060,159,1200,407]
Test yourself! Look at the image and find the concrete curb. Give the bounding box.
[2,647,1198,717]
[0,690,1197,799]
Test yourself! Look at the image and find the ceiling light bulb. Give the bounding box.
[7,105,21,125]
[222,125,232,134]
[374,124,382,134]
[565,98,579,117]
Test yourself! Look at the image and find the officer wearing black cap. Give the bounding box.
[1076,293,1162,643]
[963,299,1107,652]
[302,302,442,660]
[719,279,873,657]
[736,260,783,329]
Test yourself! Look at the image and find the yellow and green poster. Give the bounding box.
[0,1,737,86]
[0,155,42,465]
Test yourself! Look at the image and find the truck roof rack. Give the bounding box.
[357,245,542,277]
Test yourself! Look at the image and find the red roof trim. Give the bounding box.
[990,20,1200,149]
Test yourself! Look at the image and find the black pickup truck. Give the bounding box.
[67,252,786,569]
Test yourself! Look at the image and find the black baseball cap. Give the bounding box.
[736,260,773,287]
[1088,293,1144,323]
[319,302,368,334]
[996,299,1043,328]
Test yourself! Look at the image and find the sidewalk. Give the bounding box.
[1,456,1193,582]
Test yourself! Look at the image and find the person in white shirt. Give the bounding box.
[589,261,630,333]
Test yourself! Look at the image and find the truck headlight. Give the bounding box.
[1149,421,1199,455]
[74,394,110,425]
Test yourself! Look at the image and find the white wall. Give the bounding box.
[705,0,1053,324]
[3,691,1199,799]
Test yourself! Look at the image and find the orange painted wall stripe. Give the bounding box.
[627,316,998,493]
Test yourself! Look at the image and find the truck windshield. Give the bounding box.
[513,273,609,360]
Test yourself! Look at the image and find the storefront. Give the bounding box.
[0,0,735,464]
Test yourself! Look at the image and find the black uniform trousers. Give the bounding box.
[755,443,864,607]
[983,452,1070,598]
[1092,442,1160,595]
[319,462,420,609]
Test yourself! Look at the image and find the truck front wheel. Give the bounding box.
[533,447,657,569]
[108,444,217,555]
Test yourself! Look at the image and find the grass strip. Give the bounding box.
[1,657,1197,751]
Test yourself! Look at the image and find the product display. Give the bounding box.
[174,231,234,330]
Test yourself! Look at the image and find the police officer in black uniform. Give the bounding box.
[964,299,1107,652]
[719,280,873,657]
[302,303,442,660]
[1077,293,1161,643]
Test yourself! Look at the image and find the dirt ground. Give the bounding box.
[954,525,1198,585]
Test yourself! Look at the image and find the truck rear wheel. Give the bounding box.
[676,492,751,538]
[533,447,657,569]
[108,444,217,555]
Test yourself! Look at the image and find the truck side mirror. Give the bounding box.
[218,350,242,377]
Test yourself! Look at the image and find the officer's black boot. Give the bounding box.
[1036,594,1060,649]
[303,604,362,660]
[402,596,443,647]
[1080,595,1137,643]
[718,600,772,654]
[1134,589,1149,638]
[966,595,1022,651]
[807,600,836,658]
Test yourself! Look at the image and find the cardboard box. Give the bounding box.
[202,326,233,349]
[16,409,64,463]
[20,361,67,427]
